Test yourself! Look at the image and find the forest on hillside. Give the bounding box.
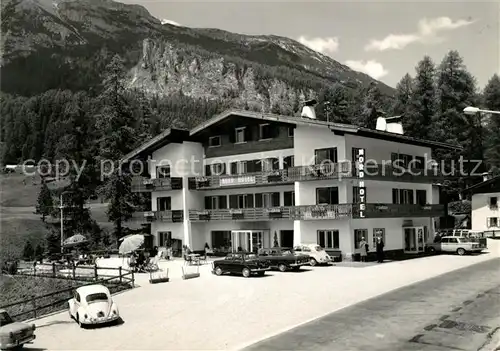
[1,49,499,252]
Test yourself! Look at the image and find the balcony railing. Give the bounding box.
[188,203,445,222]
[131,177,183,192]
[130,210,184,223]
[353,203,445,218]
[287,162,449,183]
[188,170,293,190]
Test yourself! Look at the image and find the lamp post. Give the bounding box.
[59,191,71,254]
[463,106,500,115]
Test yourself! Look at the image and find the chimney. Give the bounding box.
[301,99,317,119]
[482,172,491,182]
[375,116,404,135]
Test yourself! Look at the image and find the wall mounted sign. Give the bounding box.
[358,149,366,218]
[220,176,256,186]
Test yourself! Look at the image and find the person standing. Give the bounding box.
[376,236,385,263]
[358,237,368,262]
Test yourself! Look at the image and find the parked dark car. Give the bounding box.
[212,253,270,277]
[257,247,310,272]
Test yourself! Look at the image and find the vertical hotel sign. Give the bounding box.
[357,149,366,218]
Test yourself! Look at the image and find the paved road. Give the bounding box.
[244,258,500,351]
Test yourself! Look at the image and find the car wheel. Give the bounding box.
[242,267,251,278]
[428,247,436,254]
[457,248,466,256]
[309,258,317,266]
[76,313,83,328]
[278,264,287,272]
[214,267,223,276]
[257,271,265,276]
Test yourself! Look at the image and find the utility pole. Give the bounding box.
[60,193,64,254]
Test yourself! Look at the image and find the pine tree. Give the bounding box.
[433,50,480,190]
[36,181,53,222]
[359,82,384,129]
[96,55,138,242]
[483,74,500,174]
[392,73,413,116]
[22,241,34,261]
[408,56,437,139]
[34,243,45,259]
[318,85,352,123]
[45,228,60,255]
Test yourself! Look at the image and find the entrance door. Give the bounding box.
[280,230,294,247]
[231,230,269,252]
[404,226,425,253]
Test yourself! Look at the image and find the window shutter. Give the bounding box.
[204,197,212,210]
[205,165,211,176]
[254,160,262,172]
[229,195,238,209]
[272,192,280,206]
[230,162,237,174]
[246,194,254,208]
[255,194,263,208]
[244,126,252,142]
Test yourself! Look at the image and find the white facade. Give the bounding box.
[471,192,500,231]
[132,114,445,259]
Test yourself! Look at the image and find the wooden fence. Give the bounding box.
[1,266,134,321]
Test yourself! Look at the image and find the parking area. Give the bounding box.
[27,252,496,350]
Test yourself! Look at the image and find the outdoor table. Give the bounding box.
[188,253,200,265]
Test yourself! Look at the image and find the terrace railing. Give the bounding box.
[131,177,183,192]
[187,169,293,190]
[130,210,184,223]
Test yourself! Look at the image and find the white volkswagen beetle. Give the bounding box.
[294,244,333,266]
[68,285,119,327]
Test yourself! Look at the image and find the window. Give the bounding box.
[315,148,338,164]
[230,161,247,175]
[288,127,294,137]
[353,186,366,203]
[204,196,227,210]
[209,163,225,175]
[261,158,279,172]
[156,166,170,178]
[354,229,368,249]
[283,155,294,169]
[259,124,274,140]
[157,197,171,211]
[416,190,427,205]
[487,217,499,228]
[316,187,339,205]
[392,153,413,169]
[372,228,385,249]
[255,192,280,207]
[284,191,295,206]
[158,231,171,247]
[392,189,414,204]
[317,230,340,249]
[414,156,425,169]
[489,197,498,208]
[352,147,366,162]
[235,127,246,143]
[229,194,254,209]
[208,136,221,147]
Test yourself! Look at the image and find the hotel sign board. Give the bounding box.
[358,149,366,218]
[219,176,256,186]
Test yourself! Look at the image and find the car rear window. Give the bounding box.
[86,293,108,303]
[0,312,13,326]
[314,246,324,251]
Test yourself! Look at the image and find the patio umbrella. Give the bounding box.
[63,234,88,248]
[118,234,145,254]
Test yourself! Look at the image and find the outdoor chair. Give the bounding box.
[184,255,193,266]
[198,254,207,264]
[145,256,160,272]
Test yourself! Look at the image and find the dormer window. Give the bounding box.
[209,136,221,147]
[489,197,498,208]
[235,127,246,143]
[260,124,273,140]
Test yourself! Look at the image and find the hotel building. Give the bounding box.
[122,108,459,260]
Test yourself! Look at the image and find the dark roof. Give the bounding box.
[463,175,500,194]
[123,109,462,162]
[190,109,462,150]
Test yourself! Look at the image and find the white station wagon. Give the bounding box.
[293,244,333,266]
[68,285,120,327]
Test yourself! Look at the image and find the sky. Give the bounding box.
[125,0,499,89]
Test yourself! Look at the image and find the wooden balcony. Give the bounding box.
[131,177,183,192]
[130,210,184,223]
[188,203,445,222]
[353,203,445,218]
[187,170,293,190]
[288,162,450,183]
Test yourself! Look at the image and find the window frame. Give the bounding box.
[259,123,273,140]
[157,196,171,211]
[315,147,338,164]
[354,229,368,249]
[489,197,498,208]
[208,136,221,148]
[235,127,246,144]
[372,228,385,249]
[317,230,340,249]
[288,127,294,137]
[316,187,339,205]
[156,165,171,179]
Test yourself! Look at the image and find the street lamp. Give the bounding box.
[463,106,500,115]
[59,191,72,254]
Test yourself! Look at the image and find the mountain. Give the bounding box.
[1,0,395,111]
